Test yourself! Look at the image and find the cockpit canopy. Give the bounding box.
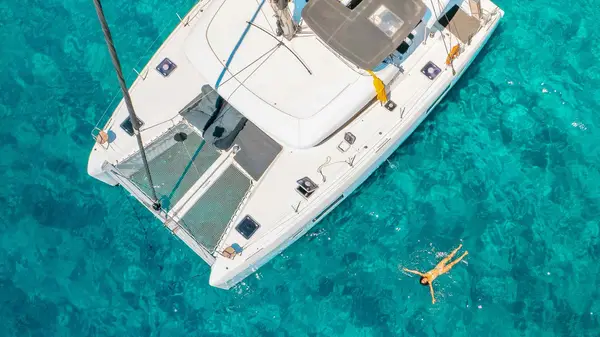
[302,0,426,69]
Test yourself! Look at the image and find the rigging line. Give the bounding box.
[117,184,164,262]
[288,5,302,34]
[119,186,152,243]
[428,0,450,56]
[215,0,267,88]
[180,140,202,178]
[138,116,177,133]
[246,21,313,75]
[93,0,160,207]
[138,43,281,133]
[256,0,276,34]
[434,0,461,68]
[111,170,187,233]
[437,0,461,75]
[428,0,457,75]
[436,2,452,50]
[225,41,281,102]
[433,0,448,46]
[111,169,156,204]
[166,139,207,202]
[227,44,283,117]
[194,42,280,131]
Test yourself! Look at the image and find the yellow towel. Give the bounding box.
[367,70,388,104]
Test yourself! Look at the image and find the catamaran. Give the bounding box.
[88,0,503,289]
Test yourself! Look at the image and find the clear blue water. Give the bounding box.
[2,0,600,335]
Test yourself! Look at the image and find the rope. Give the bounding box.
[257,0,277,34]
[317,156,332,182]
[317,156,352,183]
[215,0,266,88]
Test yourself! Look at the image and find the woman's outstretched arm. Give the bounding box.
[403,268,425,277]
[429,283,436,304]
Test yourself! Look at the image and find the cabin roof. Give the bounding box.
[183,0,398,148]
[302,0,426,69]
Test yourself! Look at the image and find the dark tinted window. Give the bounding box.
[236,216,260,239]
[120,117,144,136]
[347,0,363,10]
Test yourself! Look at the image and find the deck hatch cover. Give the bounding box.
[156,58,177,77]
[421,61,441,80]
[236,215,260,239]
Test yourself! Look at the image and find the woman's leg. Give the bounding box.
[442,251,468,273]
[438,244,463,266]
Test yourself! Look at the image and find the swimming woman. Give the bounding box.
[403,244,468,304]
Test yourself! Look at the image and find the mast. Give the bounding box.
[92,0,161,210]
[270,0,296,40]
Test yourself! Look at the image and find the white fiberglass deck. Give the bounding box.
[88,0,503,289]
[208,4,503,287]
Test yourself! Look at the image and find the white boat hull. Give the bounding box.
[209,10,503,289]
[87,0,504,290]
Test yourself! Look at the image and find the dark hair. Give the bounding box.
[420,277,429,286]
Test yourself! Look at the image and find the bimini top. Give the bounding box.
[302,0,427,69]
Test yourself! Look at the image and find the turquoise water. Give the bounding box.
[2,0,600,335]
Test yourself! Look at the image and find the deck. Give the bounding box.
[89,0,502,286]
